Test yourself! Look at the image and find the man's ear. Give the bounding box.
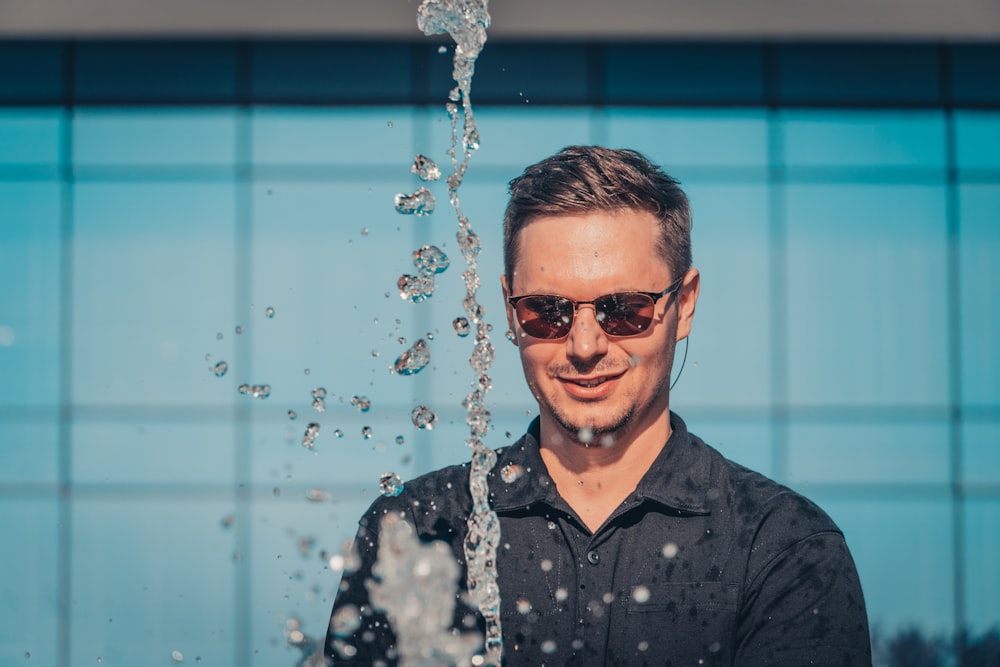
[500,274,518,345]
[676,268,700,341]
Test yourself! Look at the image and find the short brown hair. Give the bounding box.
[503,145,692,286]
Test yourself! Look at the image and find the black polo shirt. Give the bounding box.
[326,413,872,666]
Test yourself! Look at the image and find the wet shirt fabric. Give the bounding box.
[326,413,872,666]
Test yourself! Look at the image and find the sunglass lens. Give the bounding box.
[516,296,574,339]
[596,293,655,336]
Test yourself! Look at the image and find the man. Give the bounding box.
[325,146,872,665]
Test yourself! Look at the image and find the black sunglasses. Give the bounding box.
[507,275,685,340]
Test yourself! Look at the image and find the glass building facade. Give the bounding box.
[1,40,998,665]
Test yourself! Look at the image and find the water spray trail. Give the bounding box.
[417,1,501,663]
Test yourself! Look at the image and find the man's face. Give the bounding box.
[502,210,699,447]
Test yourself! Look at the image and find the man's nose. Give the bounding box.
[566,304,609,361]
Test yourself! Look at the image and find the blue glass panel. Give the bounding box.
[782,110,947,169]
[71,498,236,662]
[252,42,413,103]
[0,42,64,103]
[455,108,592,167]
[777,44,941,105]
[72,182,237,406]
[0,422,58,484]
[950,44,1000,106]
[605,109,768,170]
[787,421,951,484]
[249,180,420,415]
[447,43,590,105]
[818,496,954,635]
[954,111,1000,170]
[785,184,949,406]
[959,185,1000,406]
[962,422,1000,486]
[605,44,765,104]
[252,107,416,166]
[250,413,420,487]
[671,182,771,409]
[0,498,59,664]
[73,108,238,167]
[683,419,776,479]
[75,42,238,103]
[72,421,236,485]
[248,494,373,667]
[0,182,61,407]
[0,109,63,166]
[964,499,1000,635]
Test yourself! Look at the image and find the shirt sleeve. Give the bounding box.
[735,530,872,666]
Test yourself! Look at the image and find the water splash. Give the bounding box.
[366,514,482,666]
[411,154,442,182]
[394,338,431,376]
[394,187,436,216]
[379,471,405,497]
[410,405,438,430]
[418,0,500,662]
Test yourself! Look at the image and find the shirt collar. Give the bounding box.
[488,412,712,515]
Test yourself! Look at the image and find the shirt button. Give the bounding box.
[586,550,600,565]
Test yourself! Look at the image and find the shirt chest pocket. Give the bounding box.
[613,582,739,666]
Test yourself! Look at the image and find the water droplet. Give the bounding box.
[578,426,594,444]
[410,405,437,430]
[541,639,557,655]
[302,422,320,449]
[251,384,271,399]
[516,598,531,614]
[273,487,281,496]
[395,435,405,445]
[379,472,404,497]
[287,409,297,420]
[306,488,330,502]
[304,368,310,375]
[171,650,184,662]
[212,361,228,377]
[371,349,380,357]
[632,585,651,604]
[393,187,435,216]
[386,120,394,128]
[411,154,441,182]
[361,227,369,236]
[437,45,447,54]
[413,245,450,274]
[397,273,434,302]
[361,426,373,439]
[216,332,223,340]
[500,463,523,484]
[235,325,243,334]
[220,514,235,529]
[333,429,344,438]
[662,542,679,559]
[311,387,327,399]
[394,338,431,376]
[449,316,471,337]
[312,397,326,412]
[238,384,249,395]
[265,306,275,318]
[555,587,568,602]
[350,395,371,412]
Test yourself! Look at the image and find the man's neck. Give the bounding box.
[537,415,672,532]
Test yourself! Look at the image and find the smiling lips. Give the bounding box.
[559,369,627,397]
